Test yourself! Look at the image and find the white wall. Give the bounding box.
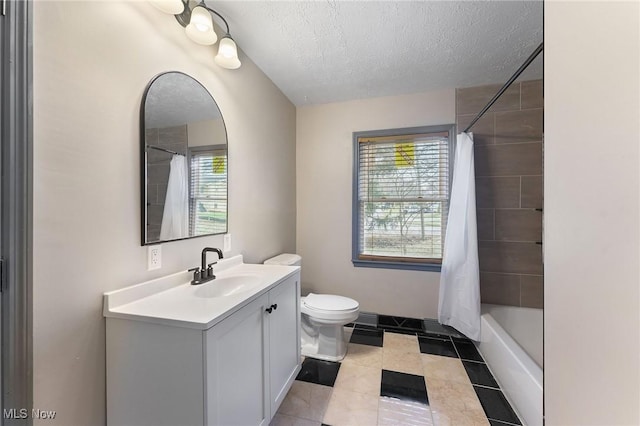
[545,2,640,424]
[296,90,455,319]
[32,2,296,425]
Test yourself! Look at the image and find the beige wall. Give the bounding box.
[33,2,296,425]
[188,118,226,147]
[296,90,455,319]
[545,2,639,424]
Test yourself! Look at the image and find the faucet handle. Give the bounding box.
[206,262,216,279]
[188,267,201,282]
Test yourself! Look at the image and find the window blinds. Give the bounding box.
[189,149,228,236]
[357,132,450,262]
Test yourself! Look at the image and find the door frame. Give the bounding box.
[1,0,33,422]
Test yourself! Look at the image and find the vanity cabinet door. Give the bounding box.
[205,293,270,426]
[268,275,301,415]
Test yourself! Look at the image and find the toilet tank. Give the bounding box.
[264,253,301,267]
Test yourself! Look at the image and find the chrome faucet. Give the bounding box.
[189,247,224,285]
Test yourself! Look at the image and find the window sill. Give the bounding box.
[352,258,442,272]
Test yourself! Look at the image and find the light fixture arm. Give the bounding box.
[160,0,241,69]
[175,0,231,35]
[200,3,230,35]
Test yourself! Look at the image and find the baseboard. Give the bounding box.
[350,313,465,338]
[354,312,378,327]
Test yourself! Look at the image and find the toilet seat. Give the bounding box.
[301,294,359,322]
[303,293,359,311]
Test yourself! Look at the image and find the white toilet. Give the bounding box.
[264,254,359,362]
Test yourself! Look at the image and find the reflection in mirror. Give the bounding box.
[141,72,228,245]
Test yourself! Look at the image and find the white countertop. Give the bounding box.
[103,255,299,330]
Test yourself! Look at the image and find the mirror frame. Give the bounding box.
[140,71,229,246]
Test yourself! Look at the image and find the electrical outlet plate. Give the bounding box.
[223,234,231,252]
[148,245,161,270]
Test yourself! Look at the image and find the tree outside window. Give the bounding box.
[353,125,454,271]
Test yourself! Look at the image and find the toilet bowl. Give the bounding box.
[300,293,359,361]
[264,254,360,362]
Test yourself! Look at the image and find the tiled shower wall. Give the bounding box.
[145,125,188,242]
[456,80,543,308]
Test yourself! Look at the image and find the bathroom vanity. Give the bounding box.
[103,255,301,426]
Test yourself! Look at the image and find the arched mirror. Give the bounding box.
[141,72,228,245]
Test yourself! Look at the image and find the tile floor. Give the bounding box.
[271,317,522,426]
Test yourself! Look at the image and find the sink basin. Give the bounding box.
[194,275,262,298]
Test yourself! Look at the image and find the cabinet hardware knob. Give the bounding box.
[272,304,278,311]
[265,306,273,314]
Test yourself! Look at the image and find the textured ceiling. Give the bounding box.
[212,0,543,106]
[145,72,222,128]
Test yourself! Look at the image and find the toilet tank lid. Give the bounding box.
[304,293,359,311]
[264,253,301,266]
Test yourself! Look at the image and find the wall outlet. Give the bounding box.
[223,234,232,252]
[148,245,161,270]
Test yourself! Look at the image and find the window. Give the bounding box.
[352,125,454,271]
[189,145,228,236]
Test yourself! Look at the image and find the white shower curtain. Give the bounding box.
[438,132,481,341]
[160,154,189,240]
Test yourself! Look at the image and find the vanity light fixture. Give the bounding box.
[150,0,242,70]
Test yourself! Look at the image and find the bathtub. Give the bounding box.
[476,304,543,426]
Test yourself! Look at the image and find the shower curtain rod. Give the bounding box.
[464,42,543,133]
[146,145,185,156]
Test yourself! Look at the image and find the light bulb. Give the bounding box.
[214,35,241,69]
[190,5,212,31]
[219,40,235,58]
[185,5,217,45]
